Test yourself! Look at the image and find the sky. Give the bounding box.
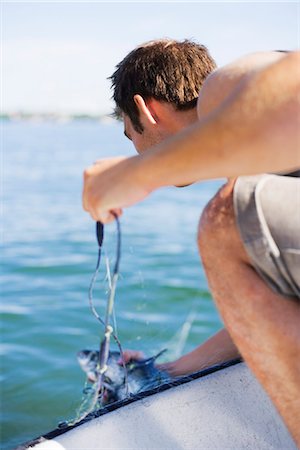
[2,1,299,114]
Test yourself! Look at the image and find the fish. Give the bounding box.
[77,349,170,405]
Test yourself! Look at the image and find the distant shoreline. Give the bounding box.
[0,112,117,124]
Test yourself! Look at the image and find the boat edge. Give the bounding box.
[14,358,243,450]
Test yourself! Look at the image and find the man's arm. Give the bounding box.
[120,328,240,377]
[139,51,300,186]
[157,328,240,377]
[83,52,300,222]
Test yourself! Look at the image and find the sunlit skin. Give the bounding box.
[83,52,300,444]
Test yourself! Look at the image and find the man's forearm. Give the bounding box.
[158,328,240,377]
[138,52,300,192]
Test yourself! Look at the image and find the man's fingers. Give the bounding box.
[83,163,124,222]
[82,166,95,212]
[82,155,141,223]
[118,350,145,364]
[90,209,123,224]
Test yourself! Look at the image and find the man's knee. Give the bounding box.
[198,180,236,255]
[198,179,251,267]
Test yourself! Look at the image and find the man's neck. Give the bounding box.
[161,105,198,134]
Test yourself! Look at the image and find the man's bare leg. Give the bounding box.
[198,180,300,446]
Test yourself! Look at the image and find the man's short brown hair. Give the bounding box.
[109,39,217,133]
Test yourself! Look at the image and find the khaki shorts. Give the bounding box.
[233,174,300,299]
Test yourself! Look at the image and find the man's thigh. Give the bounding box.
[233,174,300,299]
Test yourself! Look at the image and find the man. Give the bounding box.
[83,40,300,444]
[94,39,241,372]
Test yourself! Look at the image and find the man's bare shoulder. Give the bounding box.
[197,51,299,119]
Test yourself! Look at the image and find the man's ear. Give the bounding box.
[133,94,157,125]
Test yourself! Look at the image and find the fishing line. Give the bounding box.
[88,216,126,374]
[68,214,127,426]
[164,310,197,361]
[105,255,119,339]
[94,214,128,405]
[88,222,104,323]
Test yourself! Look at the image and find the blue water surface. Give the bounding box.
[1,121,224,449]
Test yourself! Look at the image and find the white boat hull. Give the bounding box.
[20,361,296,450]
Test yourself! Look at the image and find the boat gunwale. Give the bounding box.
[15,358,243,450]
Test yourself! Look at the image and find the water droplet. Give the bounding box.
[58,421,68,429]
[83,386,93,394]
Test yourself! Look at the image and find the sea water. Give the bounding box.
[1,120,224,449]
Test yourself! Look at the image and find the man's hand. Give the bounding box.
[82,156,152,223]
[117,350,190,378]
[117,349,145,365]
